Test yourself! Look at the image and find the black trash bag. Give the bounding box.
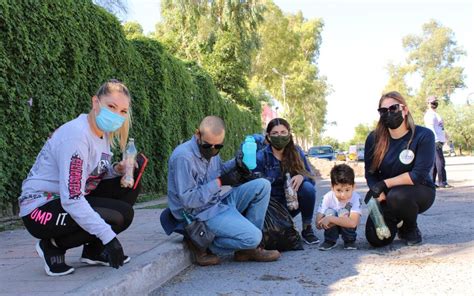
[262,198,304,251]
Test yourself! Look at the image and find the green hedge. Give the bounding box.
[0,1,260,216]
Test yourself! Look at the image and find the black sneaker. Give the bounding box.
[343,241,357,250]
[318,240,337,251]
[80,244,131,266]
[405,227,422,246]
[301,225,320,245]
[440,184,453,189]
[35,240,74,276]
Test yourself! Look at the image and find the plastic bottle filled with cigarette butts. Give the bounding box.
[365,197,391,240]
[284,173,299,210]
[120,138,137,188]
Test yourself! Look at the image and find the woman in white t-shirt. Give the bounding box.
[316,164,361,250]
[19,79,144,276]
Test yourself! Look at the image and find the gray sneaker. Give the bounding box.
[343,241,357,250]
[318,240,337,251]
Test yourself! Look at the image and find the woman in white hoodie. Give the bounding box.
[19,79,142,276]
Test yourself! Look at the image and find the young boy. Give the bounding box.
[316,164,361,250]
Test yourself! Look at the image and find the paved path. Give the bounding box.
[152,156,474,295]
[0,156,472,295]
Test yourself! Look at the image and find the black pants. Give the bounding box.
[365,184,435,247]
[432,142,448,185]
[22,176,141,250]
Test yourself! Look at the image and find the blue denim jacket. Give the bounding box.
[167,136,235,221]
[254,145,315,198]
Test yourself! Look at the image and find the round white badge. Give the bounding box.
[399,149,415,165]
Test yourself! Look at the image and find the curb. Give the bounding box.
[68,235,191,295]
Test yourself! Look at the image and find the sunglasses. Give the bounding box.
[200,142,224,150]
[377,103,404,115]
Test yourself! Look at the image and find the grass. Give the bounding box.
[0,219,24,232]
[139,203,169,210]
[137,192,165,203]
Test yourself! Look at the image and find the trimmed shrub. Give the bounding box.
[0,1,260,216]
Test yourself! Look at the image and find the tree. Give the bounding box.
[320,136,341,150]
[93,0,127,19]
[349,123,373,145]
[123,21,144,39]
[384,20,466,122]
[154,0,264,108]
[250,2,328,144]
[439,103,474,155]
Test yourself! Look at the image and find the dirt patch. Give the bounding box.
[308,158,365,179]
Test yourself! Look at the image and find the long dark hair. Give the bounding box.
[370,91,415,172]
[266,118,308,176]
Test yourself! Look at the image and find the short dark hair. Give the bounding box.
[330,164,355,186]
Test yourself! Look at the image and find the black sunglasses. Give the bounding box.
[200,142,224,150]
[377,103,404,115]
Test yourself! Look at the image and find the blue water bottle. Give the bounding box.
[242,136,257,170]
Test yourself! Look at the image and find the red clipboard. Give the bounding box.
[133,153,148,190]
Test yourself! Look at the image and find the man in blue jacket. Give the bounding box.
[162,116,280,266]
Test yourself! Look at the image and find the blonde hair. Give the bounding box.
[370,91,415,172]
[95,79,132,151]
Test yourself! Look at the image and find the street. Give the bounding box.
[152,156,474,295]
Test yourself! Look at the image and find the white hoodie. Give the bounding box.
[19,114,121,244]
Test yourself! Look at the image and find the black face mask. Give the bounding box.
[269,135,291,150]
[381,111,404,129]
[430,102,438,109]
[197,137,221,160]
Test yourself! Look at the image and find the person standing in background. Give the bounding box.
[423,96,453,188]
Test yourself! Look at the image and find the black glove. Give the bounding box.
[219,169,242,187]
[235,150,251,175]
[102,237,124,269]
[364,181,387,204]
[235,149,259,181]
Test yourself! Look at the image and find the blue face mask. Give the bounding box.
[95,106,126,132]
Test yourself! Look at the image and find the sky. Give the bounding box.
[124,0,474,142]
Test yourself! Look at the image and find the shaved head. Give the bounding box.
[199,116,226,136]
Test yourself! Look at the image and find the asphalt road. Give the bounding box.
[151,156,474,295]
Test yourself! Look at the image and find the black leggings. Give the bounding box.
[365,184,435,247]
[22,176,141,250]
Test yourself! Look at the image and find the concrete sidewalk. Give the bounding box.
[0,200,192,295]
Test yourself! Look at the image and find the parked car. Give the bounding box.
[335,150,347,161]
[348,144,364,161]
[307,145,335,161]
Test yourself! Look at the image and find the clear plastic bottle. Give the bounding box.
[242,136,257,170]
[324,208,337,217]
[337,202,352,217]
[366,198,391,239]
[284,173,299,210]
[120,138,137,188]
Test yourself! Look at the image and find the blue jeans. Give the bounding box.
[206,179,271,254]
[292,181,316,225]
[324,210,357,243]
